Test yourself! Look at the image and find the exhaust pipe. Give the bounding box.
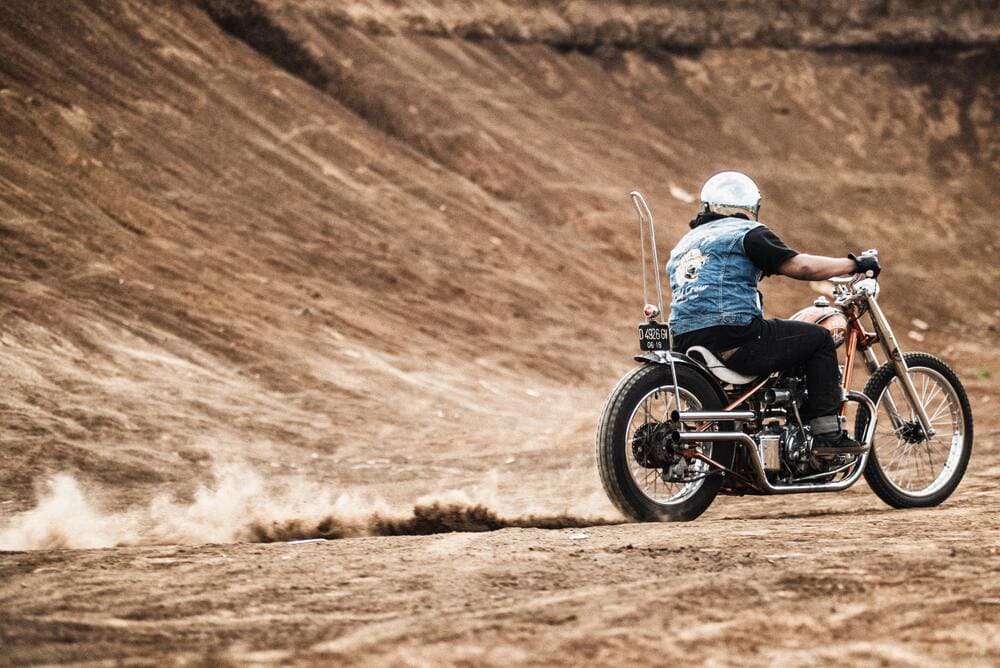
[763,389,791,405]
[670,410,755,423]
[674,391,877,494]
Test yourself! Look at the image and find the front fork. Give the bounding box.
[862,347,907,433]
[863,296,935,437]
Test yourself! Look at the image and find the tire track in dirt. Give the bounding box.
[0,464,622,550]
[249,501,622,542]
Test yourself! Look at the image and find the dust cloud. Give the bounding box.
[0,465,619,551]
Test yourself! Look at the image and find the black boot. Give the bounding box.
[812,430,866,455]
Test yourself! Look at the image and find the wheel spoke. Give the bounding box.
[883,438,908,472]
[660,391,673,420]
[922,383,941,412]
[927,395,951,424]
[923,441,935,474]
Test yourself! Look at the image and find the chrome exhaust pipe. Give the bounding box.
[675,391,877,494]
[671,410,755,423]
[848,390,879,450]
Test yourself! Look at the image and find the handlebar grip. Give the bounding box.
[849,250,881,279]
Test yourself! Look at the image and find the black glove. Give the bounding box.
[849,252,881,278]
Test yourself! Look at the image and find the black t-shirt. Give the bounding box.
[743,226,799,277]
[672,218,799,355]
[685,212,799,276]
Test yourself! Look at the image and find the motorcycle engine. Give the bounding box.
[780,423,851,478]
[782,424,810,465]
[759,374,842,478]
[760,422,830,479]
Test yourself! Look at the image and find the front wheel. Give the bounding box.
[856,353,973,508]
[596,363,734,522]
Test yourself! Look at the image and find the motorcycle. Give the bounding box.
[596,192,973,521]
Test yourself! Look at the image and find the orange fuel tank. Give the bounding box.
[789,305,849,347]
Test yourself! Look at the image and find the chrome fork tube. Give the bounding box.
[862,347,881,373]
[866,295,935,436]
[862,347,905,430]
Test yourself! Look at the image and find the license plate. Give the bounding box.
[638,323,671,351]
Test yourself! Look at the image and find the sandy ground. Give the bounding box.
[2,481,999,666]
[2,373,997,666]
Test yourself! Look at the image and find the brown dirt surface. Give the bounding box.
[0,1,998,665]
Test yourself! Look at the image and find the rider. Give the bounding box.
[666,171,880,453]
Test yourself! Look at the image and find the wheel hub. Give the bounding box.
[898,420,926,444]
[631,422,678,469]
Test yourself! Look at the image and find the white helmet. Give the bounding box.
[699,171,761,219]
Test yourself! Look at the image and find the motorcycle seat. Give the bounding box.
[686,346,759,385]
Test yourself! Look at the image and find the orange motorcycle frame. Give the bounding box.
[720,307,880,415]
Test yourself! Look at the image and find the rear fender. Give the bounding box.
[633,351,728,405]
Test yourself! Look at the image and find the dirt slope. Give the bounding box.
[267,0,1000,50]
[0,1,998,664]
[0,1,996,510]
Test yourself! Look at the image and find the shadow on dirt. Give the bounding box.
[726,507,897,522]
[249,502,623,542]
[199,0,330,89]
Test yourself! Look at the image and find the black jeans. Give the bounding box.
[679,318,841,421]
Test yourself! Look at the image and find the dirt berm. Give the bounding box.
[0,1,997,665]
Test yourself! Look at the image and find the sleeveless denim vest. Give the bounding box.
[666,217,763,335]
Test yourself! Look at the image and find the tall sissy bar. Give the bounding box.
[629,191,684,421]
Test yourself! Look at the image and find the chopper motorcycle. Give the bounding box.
[596,192,973,521]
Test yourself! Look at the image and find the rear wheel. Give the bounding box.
[856,353,973,508]
[596,363,734,521]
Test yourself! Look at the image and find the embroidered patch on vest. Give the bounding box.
[676,248,708,286]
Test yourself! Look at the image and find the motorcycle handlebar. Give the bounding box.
[831,248,879,285]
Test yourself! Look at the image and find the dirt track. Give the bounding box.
[2,368,997,666]
[3,465,1000,666]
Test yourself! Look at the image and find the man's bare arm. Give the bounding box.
[778,254,856,281]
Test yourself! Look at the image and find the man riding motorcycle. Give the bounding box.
[667,171,881,453]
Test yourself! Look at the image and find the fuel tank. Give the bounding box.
[789,304,848,347]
